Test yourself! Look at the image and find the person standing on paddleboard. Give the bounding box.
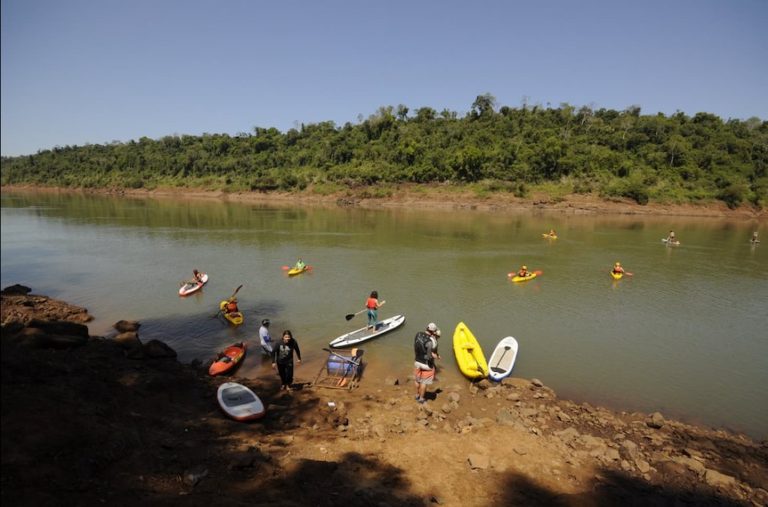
[413,322,441,404]
[366,290,382,331]
[259,319,273,355]
[272,330,301,391]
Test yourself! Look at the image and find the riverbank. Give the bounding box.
[4,184,767,218]
[2,286,766,506]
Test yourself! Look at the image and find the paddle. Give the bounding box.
[345,300,385,321]
[492,345,511,369]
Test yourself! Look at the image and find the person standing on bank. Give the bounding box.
[259,318,273,355]
[272,330,301,391]
[413,322,441,404]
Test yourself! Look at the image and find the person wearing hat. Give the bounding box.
[259,318,273,355]
[413,322,441,404]
[516,265,530,278]
[612,261,625,276]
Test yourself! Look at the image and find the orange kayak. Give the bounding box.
[209,342,247,376]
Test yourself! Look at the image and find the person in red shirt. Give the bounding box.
[366,290,382,331]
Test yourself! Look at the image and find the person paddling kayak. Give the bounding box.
[612,262,625,276]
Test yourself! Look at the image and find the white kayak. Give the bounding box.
[217,382,266,421]
[329,314,406,348]
[487,336,519,381]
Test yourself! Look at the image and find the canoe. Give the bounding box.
[487,336,519,381]
[217,382,266,421]
[288,266,311,276]
[179,273,208,296]
[610,271,623,280]
[329,314,406,348]
[452,321,488,380]
[219,301,244,325]
[542,233,558,239]
[662,238,680,246]
[209,342,247,376]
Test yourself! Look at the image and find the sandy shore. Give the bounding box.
[4,184,767,218]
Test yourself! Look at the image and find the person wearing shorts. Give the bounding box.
[413,322,440,403]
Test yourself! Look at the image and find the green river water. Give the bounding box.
[1,191,766,438]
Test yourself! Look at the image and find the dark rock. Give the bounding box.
[114,320,141,333]
[1,284,32,295]
[28,319,89,338]
[144,339,177,358]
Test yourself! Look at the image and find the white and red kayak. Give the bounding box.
[179,273,208,296]
[217,382,266,421]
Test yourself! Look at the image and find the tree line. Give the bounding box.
[2,95,766,209]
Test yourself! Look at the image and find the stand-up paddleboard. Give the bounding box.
[217,382,265,421]
[179,273,208,296]
[488,336,518,381]
[329,314,405,348]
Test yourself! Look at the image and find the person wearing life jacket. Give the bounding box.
[192,269,204,283]
[413,322,441,404]
[225,297,239,314]
[294,258,306,271]
[612,262,625,275]
[517,265,530,278]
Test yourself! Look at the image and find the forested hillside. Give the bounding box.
[2,95,766,208]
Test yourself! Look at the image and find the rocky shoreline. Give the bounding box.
[1,285,766,506]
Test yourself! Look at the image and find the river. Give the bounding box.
[1,190,766,439]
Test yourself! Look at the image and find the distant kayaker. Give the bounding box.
[192,269,204,283]
[547,229,556,237]
[517,265,530,278]
[751,231,760,244]
[413,322,441,404]
[366,290,383,331]
[665,230,677,244]
[259,318,273,355]
[612,262,625,275]
[294,258,306,270]
[272,330,302,391]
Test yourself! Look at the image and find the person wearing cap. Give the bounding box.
[259,318,273,355]
[612,262,625,275]
[413,322,441,404]
[516,265,530,278]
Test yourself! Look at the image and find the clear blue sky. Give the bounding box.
[2,0,766,156]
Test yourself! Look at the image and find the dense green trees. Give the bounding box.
[2,96,766,208]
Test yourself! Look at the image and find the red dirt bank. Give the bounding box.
[1,286,766,507]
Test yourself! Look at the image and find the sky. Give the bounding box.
[2,0,767,157]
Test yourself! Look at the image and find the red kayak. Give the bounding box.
[209,342,247,376]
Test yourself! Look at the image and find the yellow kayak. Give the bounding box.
[219,301,244,325]
[610,271,623,280]
[508,270,542,282]
[542,233,558,239]
[287,265,311,276]
[453,322,488,380]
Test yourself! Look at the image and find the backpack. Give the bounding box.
[414,332,432,365]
